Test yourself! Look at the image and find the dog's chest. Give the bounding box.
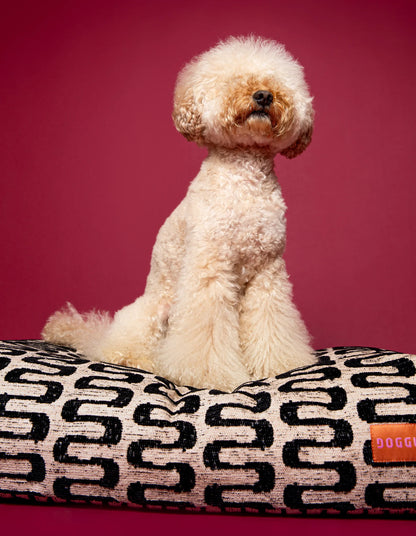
[210,176,287,264]
[189,162,287,267]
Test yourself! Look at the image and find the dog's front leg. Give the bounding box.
[155,249,250,392]
[240,258,315,379]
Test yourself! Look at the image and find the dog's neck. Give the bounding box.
[205,146,275,176]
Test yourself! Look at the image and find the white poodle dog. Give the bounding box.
[43,36,316,391]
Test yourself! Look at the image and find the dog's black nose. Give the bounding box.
[252,90,273,107]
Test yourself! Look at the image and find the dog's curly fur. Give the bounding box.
[42,36,316,391]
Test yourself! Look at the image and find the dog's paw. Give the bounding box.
[155,332,250,392]
[100,348,155,373]
[244,342,316,380]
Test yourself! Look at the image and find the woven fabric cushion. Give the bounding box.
[1,340,416,515]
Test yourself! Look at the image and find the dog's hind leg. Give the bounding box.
[94,293,171,371]
[42,294,168,373]
[239,258,315,379]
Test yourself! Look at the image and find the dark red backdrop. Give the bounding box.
[2,0,416,354]
[1,0,416,533]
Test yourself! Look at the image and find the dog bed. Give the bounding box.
[0,340,415,516]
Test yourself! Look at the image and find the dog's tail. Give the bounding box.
[41,303,112,359]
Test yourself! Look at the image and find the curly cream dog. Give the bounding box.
[43,36,316,391]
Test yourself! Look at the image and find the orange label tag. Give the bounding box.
[370,423,416,462]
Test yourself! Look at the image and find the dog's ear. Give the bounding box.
[172,88,204,143]
[280,101,314,159]
[280,124,313,159]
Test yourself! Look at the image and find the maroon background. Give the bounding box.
[1,0,416,533]
[0,503,415,535]
[1,0,416,353]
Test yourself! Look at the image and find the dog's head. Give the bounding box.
[172,36,314,157]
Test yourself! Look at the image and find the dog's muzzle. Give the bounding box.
[248,90,273,119]
[252,90,273,107]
